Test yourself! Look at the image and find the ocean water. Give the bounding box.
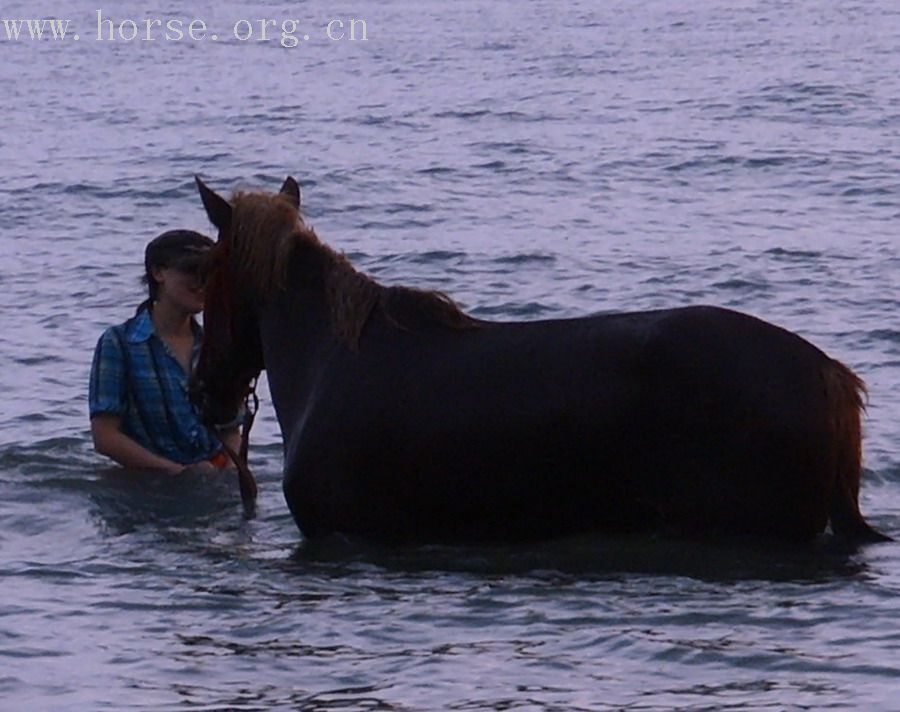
[1,0,899,709]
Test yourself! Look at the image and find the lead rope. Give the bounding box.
[220,377,259,506]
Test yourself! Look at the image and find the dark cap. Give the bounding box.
[145,230,214,272]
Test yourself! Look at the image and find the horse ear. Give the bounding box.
[195,176,232,234]
[280,176,301,210]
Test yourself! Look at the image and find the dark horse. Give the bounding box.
[192,176,889,544]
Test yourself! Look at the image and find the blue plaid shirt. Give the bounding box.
[89,306,222,464]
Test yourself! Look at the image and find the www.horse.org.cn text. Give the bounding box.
[0,12,369,48]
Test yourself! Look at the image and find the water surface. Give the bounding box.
[2,1,898,709]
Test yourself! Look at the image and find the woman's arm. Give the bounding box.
[91,414,183,474]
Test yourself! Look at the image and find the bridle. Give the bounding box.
[216,376,260,507]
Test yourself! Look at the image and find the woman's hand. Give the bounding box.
[178,461,221,476]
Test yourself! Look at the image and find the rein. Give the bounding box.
[218,377,259,505]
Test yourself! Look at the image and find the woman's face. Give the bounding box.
[153,264,206,314]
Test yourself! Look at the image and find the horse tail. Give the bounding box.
[823,359,891,542]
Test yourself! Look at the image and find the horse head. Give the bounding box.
[191,175,301,426]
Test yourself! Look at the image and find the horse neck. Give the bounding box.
[255,251,335,437]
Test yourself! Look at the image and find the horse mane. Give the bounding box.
[226,190,478,347]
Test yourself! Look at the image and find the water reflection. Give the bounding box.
[289,530,871,583]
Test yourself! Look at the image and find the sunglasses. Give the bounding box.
[170,256,206,278]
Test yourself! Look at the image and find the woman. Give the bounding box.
[89,229,240,474]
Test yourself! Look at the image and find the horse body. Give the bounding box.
[261,278,867,542]
[193,177,889,544]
